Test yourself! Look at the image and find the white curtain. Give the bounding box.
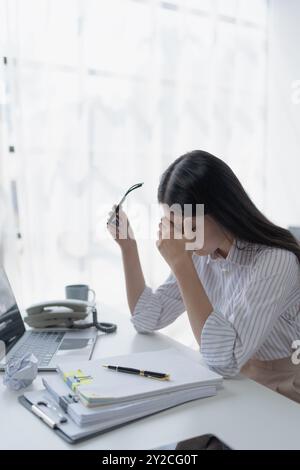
[0,0,268,349]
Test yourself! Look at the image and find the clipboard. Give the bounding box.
[19,388,194,445]
[18,389,160,444]
[18,394,75,444]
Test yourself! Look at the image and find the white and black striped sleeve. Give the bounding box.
[200,249,298,377]
[130,271,185,333]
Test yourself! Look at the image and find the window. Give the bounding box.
[0,0,268,348]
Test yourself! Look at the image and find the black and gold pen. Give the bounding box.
[102,364,170,381]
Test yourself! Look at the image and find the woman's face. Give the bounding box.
[192,214,228,256]
[161,205,229,256]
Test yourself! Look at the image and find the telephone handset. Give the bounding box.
[24,299,117,333]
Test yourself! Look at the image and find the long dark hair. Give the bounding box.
[158,150,300,263]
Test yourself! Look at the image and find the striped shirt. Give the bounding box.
[130,239,300,377]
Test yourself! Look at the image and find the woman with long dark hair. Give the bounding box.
[107,150,300,406]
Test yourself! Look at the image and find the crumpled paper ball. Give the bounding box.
[3,353,38,391]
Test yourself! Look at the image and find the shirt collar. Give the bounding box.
[207,239,256,266]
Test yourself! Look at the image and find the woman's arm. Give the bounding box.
[171,255,213,344]
[156,216,213,344]
[120,241,146,314]
[107,206,145,313]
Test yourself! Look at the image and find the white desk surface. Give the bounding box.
[1,306,300,450]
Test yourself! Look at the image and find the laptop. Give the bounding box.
[0,267,98,371]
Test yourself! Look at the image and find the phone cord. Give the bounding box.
[92,307,117,334]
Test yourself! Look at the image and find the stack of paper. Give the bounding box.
[44,348,222,428]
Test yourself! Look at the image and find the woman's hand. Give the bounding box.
[107,205,146,314]
[156,217,192,271]
[107,205,135,250]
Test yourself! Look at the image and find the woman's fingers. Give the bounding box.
[107,204,124,226]
[106,205,135,244]
[107,224,119,239]
[108,205,117,216]
[159,218,174,239]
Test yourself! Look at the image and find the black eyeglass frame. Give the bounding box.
[107,182,143,225]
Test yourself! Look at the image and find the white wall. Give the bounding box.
[267,0,300,227]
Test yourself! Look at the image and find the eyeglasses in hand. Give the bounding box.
[107,182,144,226]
